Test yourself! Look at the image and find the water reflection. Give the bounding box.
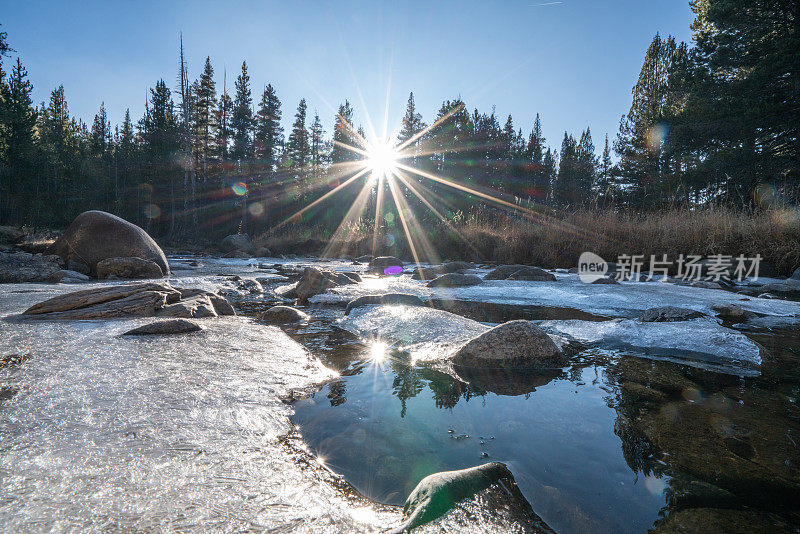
[241,298,800,533]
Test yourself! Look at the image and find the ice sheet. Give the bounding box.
[0,283,404,532]
[537,317,762,375]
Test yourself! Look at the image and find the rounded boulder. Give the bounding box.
[452,320,566,370]
[49,211,169,277]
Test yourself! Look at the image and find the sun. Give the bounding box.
[365,139,400,181]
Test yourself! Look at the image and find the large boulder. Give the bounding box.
[96,257,164,280]
[0,252,62,283]
[220,233,254,254]
[123,319,202,336]
[369,256,403,275]
[294,267,359,300]
[20,283,235,320]
[426,273,483,288]
[452,320,566,370]
[49,211,169,277]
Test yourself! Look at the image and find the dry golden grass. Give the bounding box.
[261,207,800,275]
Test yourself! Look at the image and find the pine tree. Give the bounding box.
[177,36,197,231]
[216,84,233,161]
[309,111,327,179]
[254,83,283,172]
[596,134,614,206]
[286,98,309,169]
[614,33,677,208]
[1,58,36,216]
[331,100,354,165]
[194,56,217,179]
[90,102,111,158]
[398,92,426,145]
[231,61,253,159]
[574,128,597,206]
[675,0,800,202]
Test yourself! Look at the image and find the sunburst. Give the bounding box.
[277,101,590,279]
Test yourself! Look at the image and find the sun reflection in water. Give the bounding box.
[369,341,388,363]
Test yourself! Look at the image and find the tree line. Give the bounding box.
[0,1,797,241]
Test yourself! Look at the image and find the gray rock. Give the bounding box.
[426,273,483,287]
[345,293,426,315]
[177,288,236,316]
[157,294,217,318]
[369,256,403,274]
[48,210,169,276]
[52,270,91,283]
[712,304,750,321]
[355,255,373,263]
[690,281,724,289]
[591,276,619,285]
[485,265,556,281]
[96,257,164,280]
[260,305,309,324]
[24,290,171,319]
[0,251,62,283]
[295,267,358,300]
[0,225,25,245]
[506,266,557,281]
[412,261,476,280]
[452,320,566,370]
[639,306,705,322]
[394,462,543,533]
[23,282,180,315]
[66,259,90,275]
[791,266,800,280]
[220,233,254,253]
[123,319,202,336]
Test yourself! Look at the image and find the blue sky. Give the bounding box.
[3,0,694,153]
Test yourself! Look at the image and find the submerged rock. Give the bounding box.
[260,305,310,325]
[639,306,705,322]
[123,319,202,336]
[426,273,483,288]
[48,210,169,277]
[395,462,543,533]
[345,293,426,315]
[452,320,566,370]
[651,508,795,534]
[96,256,164,280]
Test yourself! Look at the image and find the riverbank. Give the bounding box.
[261,207,800,276]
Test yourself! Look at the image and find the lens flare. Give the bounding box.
[232,182,247,196]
